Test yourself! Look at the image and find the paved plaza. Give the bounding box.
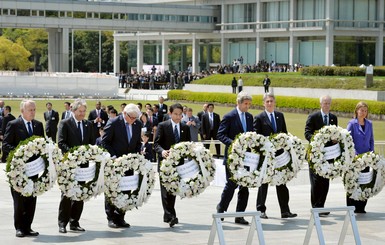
[1,162,385,245]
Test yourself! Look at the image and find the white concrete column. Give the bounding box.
[325,0,334,66]
[192,34,199,73]
[376,0,384,66]
[61,28,69,72]
[289,34,297,67]
[161,38,169,71]
[221,34,228,65]
[206,44,211,71]
[156,44,161,64]
[47,28,69,72]
[256,34,262,62]
[113,37,120,75]
[137,38,144,73]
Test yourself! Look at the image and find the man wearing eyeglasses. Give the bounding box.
[102,103,142,229]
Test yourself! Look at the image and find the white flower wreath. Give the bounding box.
[104,153,156,211]
[307,125,355,179]
[343,152,385,201]
[228,132,275,188]
[268,133,307,186]
[56,144,109,201]
[6,136,62,197]
[160,142,215,198]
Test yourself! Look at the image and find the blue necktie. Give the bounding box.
[324,115,328,125]
[240,112,247,132]
[126,123,131,143]
[174,125,180,143]
[77,121,83,141]
[270,113,277,133]
[27,122,33,136]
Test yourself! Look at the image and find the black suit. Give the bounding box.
[44,110,59,142]
[305,111,338,208]
[201,111,221,156]
[88,109,109,141]
[158,103,168,122]
[101,115,142,225]
[1,113,15,162]
[3,117,44,233]
[154,119,190,222]
[254,111,292,214]
[217,108,253,213]
[196,110,206,140]
[57,117,94,228]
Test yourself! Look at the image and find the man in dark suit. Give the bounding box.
[44,102,59,142]
[3,100,44,238]
[305,95,337,216]
[254,93,297,219]
[61,102,71,120]
[88,101,109,141]
[196,103,207,141]
[216,92,253,225]
[57,99,94,234]
[154,103,190,227]
[102,103,142,228]
[1,105,16,162]
[201,103,221,157]
[157,96,168,122]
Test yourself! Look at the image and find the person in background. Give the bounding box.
[88,101,108,141]
[141,131,153,161]
[1,105,15,162]
[346,101,374,213]
[44,102,59,142]
[231,77,237,94]
[237,76,243,93]
[95,127,104,146]
[182,107,201,142]
[262,75,271,93]
[201,103,221,157]
[61,102,71,120]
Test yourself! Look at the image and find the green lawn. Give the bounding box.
[4,98,385,141]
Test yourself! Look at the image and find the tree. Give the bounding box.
[0,36,33,70]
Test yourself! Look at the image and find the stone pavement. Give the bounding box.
[1,162,385,245]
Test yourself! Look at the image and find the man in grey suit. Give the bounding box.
[216,92,253,225]
[57,99,94,234]
[102,103,142,228]
[44,102,59,142]
[154,103,191,227]
[3,100,44,238]
[181,107,201,142]
[254,93,297,219]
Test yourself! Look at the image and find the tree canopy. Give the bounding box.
[0,36,33,71]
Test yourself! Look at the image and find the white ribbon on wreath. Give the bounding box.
[287,138,300,174]
[195,144,211,186]
[256,140,273,186]
[137,161,153,206]
[46,140,57,188]
[94,151,111,196]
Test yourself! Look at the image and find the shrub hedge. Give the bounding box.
[168,90,385,115]
[301,66,385,76]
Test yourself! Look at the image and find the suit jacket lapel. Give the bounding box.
[263,111,274,131]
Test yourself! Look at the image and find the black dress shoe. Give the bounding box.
[281,212,298,218]
[216,204,224,221]
[59,226,67,233]
[108,221,120,228]
[354,210,366,214]
[235,217,249,225]
[319,212,330,217]
[16,230,25,238]
[118,221,131,228]
[260,212,268,219]
[70,225,85,232]
[169,217,179,227]
[26,229,39,236]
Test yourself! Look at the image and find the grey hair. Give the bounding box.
[263,92,275,102]
[320,95,332,103]
[237,91,252,104]
[71,99,87,112]
[124,103,141,118]
[20,99,36,111]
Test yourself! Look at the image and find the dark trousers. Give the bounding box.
[217,164,249,212]
[238,86,243,93]
[11,188,37,231]
[264,85,269,93]
[46,130,57,143]
[58,193,84,227]
[346,166,369,212]
[105,197,126,224]
[309,168,330,208]
[160,175,177,221]
[232,87,236,94]
[257,183,290,213]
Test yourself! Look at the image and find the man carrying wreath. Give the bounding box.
[3,99,44,238]
[216,91,253,225]
[254,93,297,219]
[305,95,338,215]
[57,99,95,233]
[154,103,191,227]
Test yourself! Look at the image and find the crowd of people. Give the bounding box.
[0,91,375,238]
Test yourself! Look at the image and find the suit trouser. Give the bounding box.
[217,165,249,212]
[256,183,290,213]
[309,168,330,208]
[105,197,126,223]
[160,176,177,221]
[58,193,84,227]
[346,166,369,212]
[11,188,36,231]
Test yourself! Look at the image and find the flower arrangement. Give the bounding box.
[104,153,156,211]
[227,132,275,188]
[6,136,62,197]
[56,144,109,201]
[343,152,385,201]
[160,142,215,198]
[307,125,355,179]
[268,133,306,186]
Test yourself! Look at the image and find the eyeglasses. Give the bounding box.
[127,114,137,120]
